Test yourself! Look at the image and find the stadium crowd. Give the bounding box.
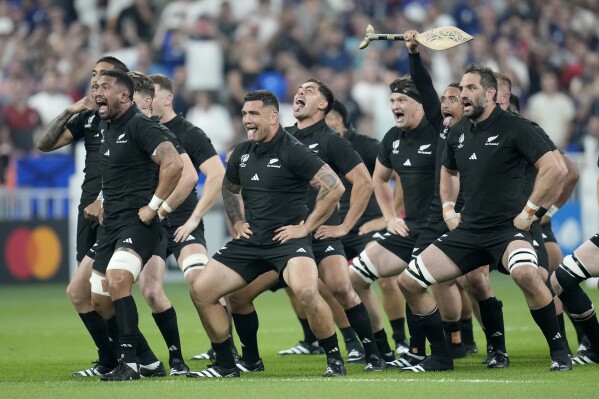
[1,0,599,185]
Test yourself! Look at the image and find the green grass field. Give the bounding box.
[1,275,599,398]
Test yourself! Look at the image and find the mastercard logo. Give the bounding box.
[4,226,62,280]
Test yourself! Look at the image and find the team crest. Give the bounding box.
[392,139,400,154]
[240,154,250,167]
[457,133,465,149]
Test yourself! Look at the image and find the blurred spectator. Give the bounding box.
[526,68,576,150]
[186,90,235,154]
[185,14,224,92]
[27,69,73,129]
[1,77,41,153]
[115,0,156,47]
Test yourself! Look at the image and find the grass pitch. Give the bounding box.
[1,275,599,398]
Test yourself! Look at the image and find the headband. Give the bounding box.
[391,86,421,103]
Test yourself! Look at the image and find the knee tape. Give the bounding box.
[181,253,209,277]
[506,248,537,273]
[406,255,437,288]
[90,272,110,296]
[556,254,591,289]
[350,252,380,284]
[558,285,594,319]
[106,251,142,281]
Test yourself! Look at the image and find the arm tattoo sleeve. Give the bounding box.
[310,166,341,203]
[222,177,244,224]
[38,109,72,151]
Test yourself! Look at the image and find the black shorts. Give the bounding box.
[530,221,549,270]
[541,220,557,243]
[433,226,534,275]
[76,210,100,262]
[92,221,163,274]
[312,238,346,264]
[341,230,386,260]
[413,218,447,257]
[376,231,420,264]
[212,238,314,284]
[161,219,207,260]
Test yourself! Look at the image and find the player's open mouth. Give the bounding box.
[293,99,305,112]
[96,99,108,116]
[394,111,404,123]
[247,127,257,140]
[442,112,454,127]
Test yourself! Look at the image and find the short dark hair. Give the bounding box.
[149,73,173,93]
[448,82,460,89]
[509,94,520,113]
[100,69,134,100]
[128,71,155,98]
[330,100,349,127]
[389,76,421,102]
[307,78,335,114]
[464,64,497,101]
[96,56,129,73]
[243,89,279,111]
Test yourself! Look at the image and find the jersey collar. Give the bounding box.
[110,103,139,129]
[470,105,502,132]
[293,119,327,137]
[254,126,285,155]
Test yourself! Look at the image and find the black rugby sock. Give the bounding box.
[232,311,260,362]
[212,337,236,368]
[556,313,571,353]
[460,317,475,345]
[406,305,426,355]
[318,333,343,362]
[443,321,462,344]
[106,315,120,358]
[530,301,566,353]
[137,330,160,365]
[374,328,394,358]
[152,307,183,364]
[79,311,117,367]
[113,296,139,363]
[479,297,506,353]
[417,307,450,358]
[345,303,380,358]
[390,317,407,344]
[340,326,357,342]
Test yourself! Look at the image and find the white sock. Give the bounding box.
[141,360,160,369]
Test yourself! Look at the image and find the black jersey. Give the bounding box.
[443,106,554,229]
[378,117,438,233]
[66,110,103,209]
[98,104,169,225]
[522,121,557,197]
[409,52,461,217]
[226,127,324,244]
[162,115,218,225]
[286,119,363,226]
[340,128,382,232]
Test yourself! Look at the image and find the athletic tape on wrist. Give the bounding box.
[442,201,456,209]
[547,205,559,217]
[526,200,540,211]
[149,195,164,211]
[161,201,173,214]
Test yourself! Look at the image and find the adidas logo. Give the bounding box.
[123,238,133,244]
[491,331,503,337]
[469,153,477,160]
[325,245,335,252]
[296,248,306,253]
[121,343,133,348]
[168,345,178,351]
[362,338,371,344]
[104,149,110,156]
[514,233,524,238]
[186,234,195,241]
[308,143,319,149]
[251,174,259,181]
[328,348,339,353]
[542,233,548,239]
[372,232,384,239]
[553,332,562,340]
[533,240,539,247]
[403,159,411,166]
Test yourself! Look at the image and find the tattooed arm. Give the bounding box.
[37,96,97,151]
[222,175,252,239]
[303,164,345,233]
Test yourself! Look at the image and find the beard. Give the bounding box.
[466,98,487,120]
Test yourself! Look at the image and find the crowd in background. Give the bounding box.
[1,0,599,185]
